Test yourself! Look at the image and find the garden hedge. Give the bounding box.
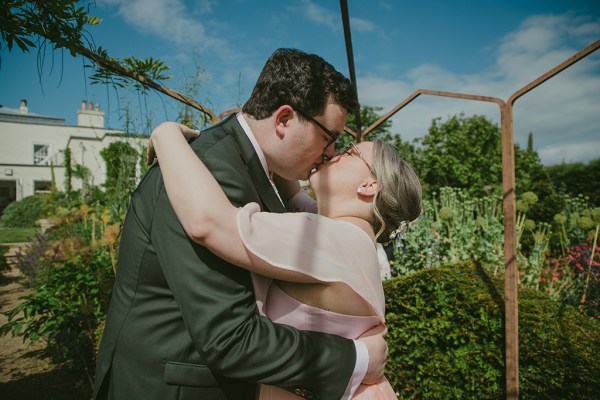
[0,195,45,228]
[383,261,600,399]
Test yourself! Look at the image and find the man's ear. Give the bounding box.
[357,178,379,198]
[273,105,294,139]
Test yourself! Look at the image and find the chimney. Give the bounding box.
[77,100,105,128]
[19,99,28,114]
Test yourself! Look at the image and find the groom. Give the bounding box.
[93,48,387,400]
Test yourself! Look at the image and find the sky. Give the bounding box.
[1,0,599,166]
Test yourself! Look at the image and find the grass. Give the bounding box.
[0,227,37,244]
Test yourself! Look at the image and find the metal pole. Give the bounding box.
[340,0,362,141]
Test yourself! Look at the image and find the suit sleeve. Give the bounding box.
[150,152,357,399]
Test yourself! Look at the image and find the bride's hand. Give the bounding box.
[147,122,200,165]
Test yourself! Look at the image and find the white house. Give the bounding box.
[0,99,147,215]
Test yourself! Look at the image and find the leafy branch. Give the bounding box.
[1,1,216,123]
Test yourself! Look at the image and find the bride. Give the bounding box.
[147,122,422,399]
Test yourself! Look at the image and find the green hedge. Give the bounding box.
[384,262,600,399]
[0,196,45,228]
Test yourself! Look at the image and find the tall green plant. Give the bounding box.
[100,141,138,221]
[64,147,73,192]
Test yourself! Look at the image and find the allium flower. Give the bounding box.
[524,219,536,231]
[553,213,567,225]
[438,207,454,221]
[522,191,539,206]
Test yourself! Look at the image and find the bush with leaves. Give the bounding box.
[0,204,118,393]
[100,141,139,222]
[384,262,600,399]
[0,195,46,227]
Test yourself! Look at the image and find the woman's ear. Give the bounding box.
[273,105,294,139]
[357,178,378,198]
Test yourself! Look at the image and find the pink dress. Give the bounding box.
[237,204,398,399]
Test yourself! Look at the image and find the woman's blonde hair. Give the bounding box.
[370,140,422,243]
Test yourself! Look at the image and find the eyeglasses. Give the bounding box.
[338,141,377,177]
[295,109,340,150]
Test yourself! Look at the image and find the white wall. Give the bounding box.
[0,120,147,199]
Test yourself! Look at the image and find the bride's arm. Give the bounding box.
[149,122,318,283]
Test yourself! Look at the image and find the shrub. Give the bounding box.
[0,195,46,227]
[12,232,60,287]
[0,204,118,393]
[384,262,600,399]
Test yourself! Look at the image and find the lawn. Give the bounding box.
[0,228,37,244]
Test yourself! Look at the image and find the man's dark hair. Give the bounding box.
[242,48,359,119]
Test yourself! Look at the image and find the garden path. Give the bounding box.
[0,244,84,400]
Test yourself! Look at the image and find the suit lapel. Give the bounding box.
[221,116,286,213]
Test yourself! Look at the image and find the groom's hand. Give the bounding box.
[358,324,388,384]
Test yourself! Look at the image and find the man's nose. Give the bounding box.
[322,144,336,159]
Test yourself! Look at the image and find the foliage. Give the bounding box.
[413,114,503,197]
[0,204,118,391]
[546,158,600,206]
[0,195,46,227]
[12,231,59,286]
[515,134,562,222]
[0,0,98,54]
[384,262,600,399]
[100,141,139,222]
[393,188,600,320]
[64,147,73,192]
[345,105,393,140]
[393,187,504,275]
[408,114,552,201]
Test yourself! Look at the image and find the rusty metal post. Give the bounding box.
[500,101,519,399]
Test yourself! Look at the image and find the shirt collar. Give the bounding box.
[236,112,270,178]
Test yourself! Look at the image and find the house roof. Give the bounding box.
[0,106,66,126]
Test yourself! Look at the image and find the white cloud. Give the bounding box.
[350,17,375,33]
[293,0,375,33]
[97,0,228,51]
[538,140,600,165]
[296,0,338,30]
[357,13,600,165]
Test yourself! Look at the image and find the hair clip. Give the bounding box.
[389,221,408,241]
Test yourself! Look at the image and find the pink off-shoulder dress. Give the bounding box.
[237,204,398,399]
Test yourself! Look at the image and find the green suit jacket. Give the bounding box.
[92,115,356,400]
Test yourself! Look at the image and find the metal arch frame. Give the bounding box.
[206,15,599,399]
[338,4,598,395]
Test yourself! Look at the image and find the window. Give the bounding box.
[34,180,52,194]
[33,144,50,165]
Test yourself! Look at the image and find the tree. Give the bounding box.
[414,114,504,197]
[412,114,554,202]
[341,105,417,163]
[1,1,215,123]
[515,132,563,222]
[546,158,600,206]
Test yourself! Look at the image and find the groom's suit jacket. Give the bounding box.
[92,115,356,400]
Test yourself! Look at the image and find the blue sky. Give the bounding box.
[1,0,599,165]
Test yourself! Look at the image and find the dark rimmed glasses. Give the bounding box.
[295,109,340,151]
[338,141,377,177]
